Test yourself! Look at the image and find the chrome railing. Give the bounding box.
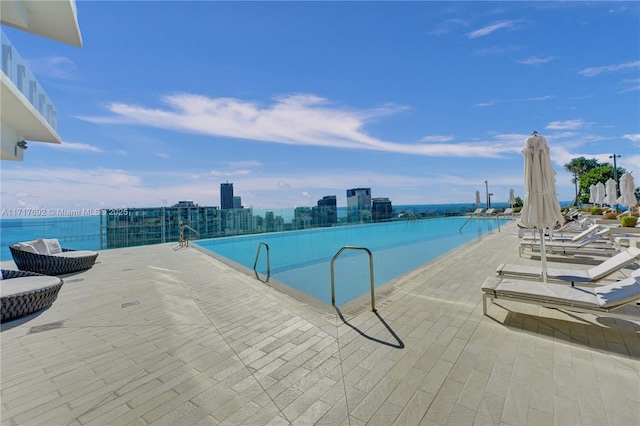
[330,246,376,312]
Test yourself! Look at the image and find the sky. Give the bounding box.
[1,1,639,212]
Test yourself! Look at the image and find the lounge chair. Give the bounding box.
[496,246,640,285]
[1,270,64,323]
[10,238,98,275]
[522,224,605,242]
[519,228,615,256]
[484,208,496,215]
[501,208,514,216]
[482,269,640,321]
[471,208,483,216]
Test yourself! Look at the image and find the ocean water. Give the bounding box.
[195,216,511,306]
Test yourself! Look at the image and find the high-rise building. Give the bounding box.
[1,1,83,161]
[233,196,242,209]
[313,195,337,227]
[220,182,234,209]
[372,197,393,222]
[346,188,371,223]
[102,204,222,248]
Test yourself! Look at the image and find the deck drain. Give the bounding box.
[28,321,64,334]
[121,301,139,308]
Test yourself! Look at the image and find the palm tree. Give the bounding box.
[563,157,599,205]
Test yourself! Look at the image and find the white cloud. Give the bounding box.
[79,93,522,158]
[467,21,517,38]
[578,60,640,77]
[622,133,640,144]
[27,56,77,80]
[546,119,585,130]
[515,56,554,65]
[420,135,454,143]
[475,95,555,108]
[45,141,103,153]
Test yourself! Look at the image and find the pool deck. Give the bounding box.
[1,221,639,425]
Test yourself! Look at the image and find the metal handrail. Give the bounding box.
[330,246,376,312]
[179,222,201,247]
[459,211,501,233]
[253,242,270,282]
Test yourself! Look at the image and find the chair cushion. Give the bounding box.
[1,275,62,297]
[595,275,640,308]
[51,250,98,259]
[15,242,38,254]
[29,238,51,255]
[44,238,62,254]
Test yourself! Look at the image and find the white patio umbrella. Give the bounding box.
[475,190,481,207]
[519,132,564,283]
[588,184,596,205]
[617,173,637,214]
[595,182,606,206]
[603,178,617,208]
[509,188,516,207]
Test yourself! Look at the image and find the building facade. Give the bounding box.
[346,188,372,223]
[313,195,337,227]
[102,203,222,249]
[220,182,234,210]
[1,0,82,161]
[372,197,394,222]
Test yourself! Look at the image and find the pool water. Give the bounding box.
[195,217,509,306]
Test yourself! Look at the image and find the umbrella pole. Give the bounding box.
[539,228,548,283]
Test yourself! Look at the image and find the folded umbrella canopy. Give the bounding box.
[595,182,606,207]
[617,173,637,214]
[603,178,618,208]
[519,132,564,283]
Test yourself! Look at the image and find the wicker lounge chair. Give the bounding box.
[1,270,63,323]
[10,238,98,275]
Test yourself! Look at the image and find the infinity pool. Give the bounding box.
[195,217,509,306]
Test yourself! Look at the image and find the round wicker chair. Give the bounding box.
[1,270,64,323]
[10,245,98,276]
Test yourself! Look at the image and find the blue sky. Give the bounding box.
[2,1,639,211]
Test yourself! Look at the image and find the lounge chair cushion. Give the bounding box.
[594,269,640,308]
[14,242,38,254]
[44,238,62,254]
[482,276,600,309]
[30,238,51,255]
[1,275,62,298]
[51,250,98,259]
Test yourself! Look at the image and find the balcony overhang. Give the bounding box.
[1,0,82,47]
[1,72,61,144]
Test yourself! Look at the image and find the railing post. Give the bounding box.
[331,246,376,312]
[253,242,270,282]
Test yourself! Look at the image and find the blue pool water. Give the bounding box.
[195,217,510,306]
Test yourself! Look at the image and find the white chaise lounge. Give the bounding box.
[482,269,640,321]
[496,246,640,285]
[519,228,616,256]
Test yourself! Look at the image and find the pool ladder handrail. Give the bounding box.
[253,242,270,282]
[331,246,376,312]
[459,211,500,233]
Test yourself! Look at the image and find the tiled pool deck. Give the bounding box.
[1,222,638,425]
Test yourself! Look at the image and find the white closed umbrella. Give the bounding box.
[475,190,481,207]
[509,188,516,207]
[603,178,617,207]
[617,173,637,214]
[519,132,564,283]
[595,182,606,206]
[589,184,596,204]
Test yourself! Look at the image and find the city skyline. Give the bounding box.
[1,2,638,211]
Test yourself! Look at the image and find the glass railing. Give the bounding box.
[0,203,517,261]
[1,29,58,130]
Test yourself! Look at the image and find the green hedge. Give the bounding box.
[621,216,637,227]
